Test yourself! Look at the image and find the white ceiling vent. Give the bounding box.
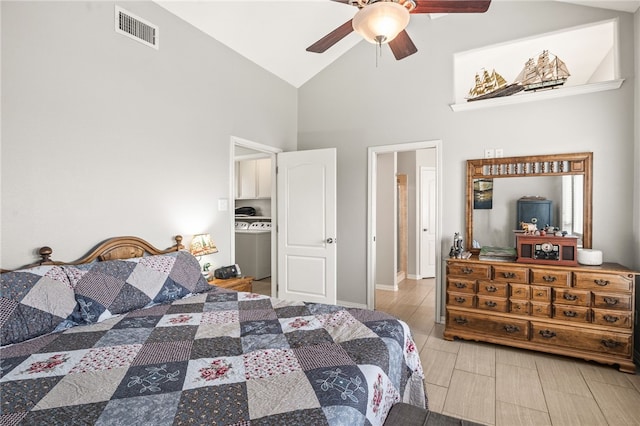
[115,6,158,49]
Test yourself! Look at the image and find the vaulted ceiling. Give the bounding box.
[155,1,640,88]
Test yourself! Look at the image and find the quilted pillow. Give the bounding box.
[1,265,78,346]
[64,251,210,324]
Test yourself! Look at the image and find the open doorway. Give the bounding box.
[367,140,443,322]
[230,137,281,297]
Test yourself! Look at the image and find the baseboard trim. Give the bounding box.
[376,284,398,291]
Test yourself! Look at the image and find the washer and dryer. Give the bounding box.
[235,221,271,280]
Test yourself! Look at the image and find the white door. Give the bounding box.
[277,148,337,304]
[420,167,436,278]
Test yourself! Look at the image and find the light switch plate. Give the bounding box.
[218,199,228,211]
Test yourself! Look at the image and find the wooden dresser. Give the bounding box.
[208,276,254,292]
[444,258,637,373]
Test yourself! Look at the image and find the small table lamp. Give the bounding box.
[189,234,218,274]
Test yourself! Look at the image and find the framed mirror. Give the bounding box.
[465,152,592,253]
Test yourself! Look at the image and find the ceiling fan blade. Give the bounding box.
[389,30,418,60]
[306,19,354,53]
[413,0,491,14]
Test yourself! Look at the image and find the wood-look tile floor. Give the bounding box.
[375,278,640,426]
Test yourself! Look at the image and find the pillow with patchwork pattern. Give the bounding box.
[64,251,210,324]
[1,265,79,346]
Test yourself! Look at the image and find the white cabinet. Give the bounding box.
[236,158,271,199]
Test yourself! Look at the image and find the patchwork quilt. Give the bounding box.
[0,287,426,425]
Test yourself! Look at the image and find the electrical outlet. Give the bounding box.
[484,149,494,159]
[495,148,504,158]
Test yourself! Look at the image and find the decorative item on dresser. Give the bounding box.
[445,258,637,373]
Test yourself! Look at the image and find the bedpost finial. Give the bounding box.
[39,246,53,264]
[174,235,184,251]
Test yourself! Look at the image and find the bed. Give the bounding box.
[0,236,426,425]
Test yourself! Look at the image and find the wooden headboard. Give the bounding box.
[3,235,184,272]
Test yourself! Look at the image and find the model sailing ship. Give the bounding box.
[514,50,570,91]
[466,50,570,102]
[466,68,523,102]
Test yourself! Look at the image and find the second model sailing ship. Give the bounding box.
[515,50,570,91]
[466,50,570,102]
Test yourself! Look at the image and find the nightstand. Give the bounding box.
[208,275,254,292]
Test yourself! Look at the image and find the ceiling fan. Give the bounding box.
[306,0,492,60]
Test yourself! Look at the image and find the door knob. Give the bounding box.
[326,238,335,244]
[423,228,428,231]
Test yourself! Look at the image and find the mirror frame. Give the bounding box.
[466,152,593,254]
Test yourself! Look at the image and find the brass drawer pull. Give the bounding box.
[600,339,621,348]
[539,330,557,339]
[461,267,474,274]
[454,282,467,289]
[502,272,516,279]
[543,275,557,282]
[486,285,497,292]
[563,294,578,301]
[594,279,610,286]
[603,297,619,305]
[563,310,577,317]
[504,325,520,333]
[485,301,497,307]
[536,291,546,297]
[454,296,466,303]
[603,315,619,323]
[454,317,468,325]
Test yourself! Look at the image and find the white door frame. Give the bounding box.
[230,136,282,297]
[367,140,443,321]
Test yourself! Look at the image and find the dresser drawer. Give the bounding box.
[531,322,631,356]
[531,269,571,287]
[530,301,552,318]
[592,309,632,329]
[477,281,508,297]
[510,300,530,315]
[492,265,529,283]
[553,304,590,323]
[447,309,529,340]
[592,292,632,310]
[447,292,475,308]
[448,262,490,280]
[574,272,633,292]
[553,289,591,306]
[477,295,509,313]
[510,284,531,299]
[531,286,552,302]
[447,278,476,294]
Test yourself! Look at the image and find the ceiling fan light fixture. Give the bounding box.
[352,1,410,45]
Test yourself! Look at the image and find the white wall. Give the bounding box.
[298,1,637,305]
[397,151,416,275]
[375,153,396,288]
[1,1,297,269]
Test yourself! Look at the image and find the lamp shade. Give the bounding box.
[189,234,218,257]
[352,1,410,45]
